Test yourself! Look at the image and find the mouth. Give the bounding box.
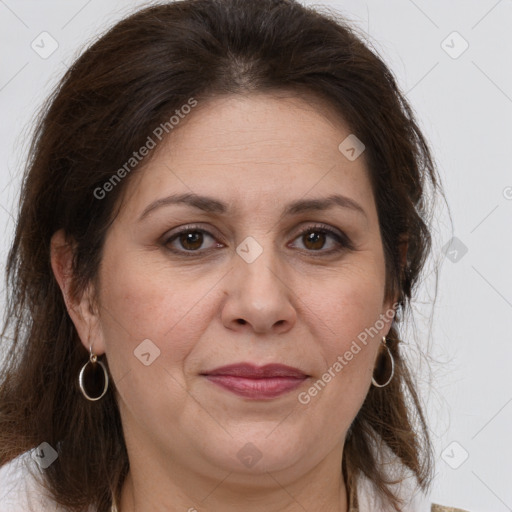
[200,363,309,400]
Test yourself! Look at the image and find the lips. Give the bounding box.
[202,363,308,379]
[201,363,309,400]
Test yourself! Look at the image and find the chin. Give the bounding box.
[203,431,307,474]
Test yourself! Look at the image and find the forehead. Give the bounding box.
[119,92,374,222]
[165,92,354,166]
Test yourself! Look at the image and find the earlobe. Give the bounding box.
[50,229,106,355]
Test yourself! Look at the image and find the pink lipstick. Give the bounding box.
[202,363,308,399]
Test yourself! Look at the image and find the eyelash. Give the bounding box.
[163,223,354,257]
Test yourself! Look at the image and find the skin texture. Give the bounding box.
[51,92,397,512]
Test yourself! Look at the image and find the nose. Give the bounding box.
[220,244,297,335]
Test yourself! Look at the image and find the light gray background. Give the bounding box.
[1,1,511,511]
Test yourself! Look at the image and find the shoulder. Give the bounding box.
[355,471,430,511]
[355,473,472,512]
[431,506,471,512]
[0,451,67,512]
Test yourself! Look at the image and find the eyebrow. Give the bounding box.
[138,192,367,221]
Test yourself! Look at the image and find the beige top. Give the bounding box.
[110,495,470,511]
[431,507,470,512]
[110,503,470,511]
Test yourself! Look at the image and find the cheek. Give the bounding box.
[297,261,388,411]
[305,261,387,350]
[96,248,225,426]
[97,245,224,372]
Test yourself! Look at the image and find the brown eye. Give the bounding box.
[290,224,350,253]
[302,231,327,250]
[164,227,221,254]
[178,231,204,251]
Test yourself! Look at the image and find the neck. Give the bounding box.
[116,454,350,512]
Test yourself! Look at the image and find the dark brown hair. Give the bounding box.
[0,0,438,510]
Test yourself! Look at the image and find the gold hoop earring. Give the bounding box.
[371,336,395,388]
[78,345,109,401]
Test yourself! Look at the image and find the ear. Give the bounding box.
[50,229,106,355]
[382,234,408,327]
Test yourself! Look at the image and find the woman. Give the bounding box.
[0,0,466,510]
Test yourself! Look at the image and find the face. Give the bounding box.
[63,93,396,490]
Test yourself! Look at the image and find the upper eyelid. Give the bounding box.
[164,224,221,242]
[165,222,344,238]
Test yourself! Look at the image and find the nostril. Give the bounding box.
[236,319,247,325]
